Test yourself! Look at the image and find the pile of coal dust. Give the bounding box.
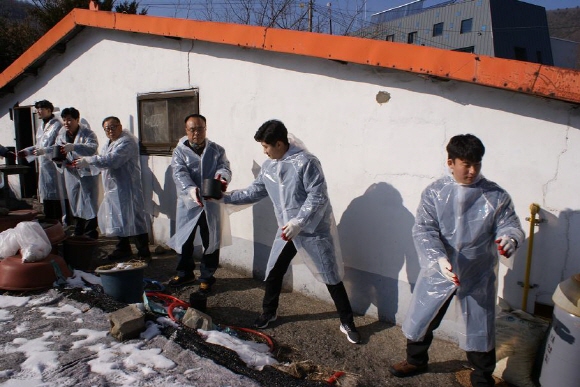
[61,287,327,387]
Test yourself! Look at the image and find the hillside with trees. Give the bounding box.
[0,0,148,73]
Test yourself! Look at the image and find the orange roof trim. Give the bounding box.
[1,9,579,105]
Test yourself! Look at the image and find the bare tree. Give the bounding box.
[115,1,148,15]
[29,0,146,30]
[171,0,365,35]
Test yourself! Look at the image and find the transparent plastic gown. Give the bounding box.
[166,137,232,254]
[55,124,100,220]
[21,117,64,200]
[87,130,148,237]
[224,140,344,285]
[402,174,524,352]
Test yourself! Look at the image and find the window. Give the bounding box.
[433,22,444,37]
[514,46,527,61]
[138,89,199,155]
[536,50,543,64]
[407,31,418,44]
[460,18,473,34]
[386,34,395,42]
[453,46,475,53]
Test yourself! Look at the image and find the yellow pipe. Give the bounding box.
[522,203,540,311]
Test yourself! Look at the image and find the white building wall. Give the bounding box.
[551,37,580,70]
[1,28,579,340]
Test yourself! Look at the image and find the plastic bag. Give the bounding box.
[0,228,20,258]
[14,221,52,262]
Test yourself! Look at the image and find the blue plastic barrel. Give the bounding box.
[96,262,147,303]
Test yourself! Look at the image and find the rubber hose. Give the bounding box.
[222,325,275,352]
[326,371,345,384]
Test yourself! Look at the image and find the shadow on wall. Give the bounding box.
[250,160,279,280]
[163,164,177,234]
[502,208,580,312]
[338,182,420,323]
[140,157,177,236]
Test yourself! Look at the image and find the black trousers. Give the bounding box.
[176,211,220,283]
[44,199,70,224]
[406,293,496,387]
[116,233,151,258]
[74,217,98,239]
[263,241,354,325]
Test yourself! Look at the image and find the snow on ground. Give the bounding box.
[0,270,270,386]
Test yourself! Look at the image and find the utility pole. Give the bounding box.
[327,2,332,35]
[309,0,313,32]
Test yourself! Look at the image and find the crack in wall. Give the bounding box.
[541,108,575,282]
[541,122,570,211]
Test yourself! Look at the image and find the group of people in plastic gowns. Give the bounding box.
[12,99,524,386]
[165,115,361,343]
[163,115,524,386]
[17,100,151,261]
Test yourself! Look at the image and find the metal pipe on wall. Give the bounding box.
[522,203,541,311]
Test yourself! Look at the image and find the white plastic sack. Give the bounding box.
[0,228,20,258]
[14,221,52,262]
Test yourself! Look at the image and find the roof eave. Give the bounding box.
[1,9,579,105]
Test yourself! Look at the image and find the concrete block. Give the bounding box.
[182,307,213,331]
[109,304,145,341]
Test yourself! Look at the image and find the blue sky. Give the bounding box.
[139,0,580,20]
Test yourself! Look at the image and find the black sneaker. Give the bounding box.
[196,276,216,295]
[195,283,211,296]
[253,313,277,329]
[340,322,361,344]
[168,274,196,287]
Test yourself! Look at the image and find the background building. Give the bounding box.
[358,0,554,64]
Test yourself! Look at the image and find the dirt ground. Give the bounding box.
[80,237,511,387]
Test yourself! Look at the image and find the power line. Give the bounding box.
[132,1,580,38]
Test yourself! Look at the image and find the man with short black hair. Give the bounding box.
[56,107,99,239]
[19,100,66,222]
[224,119,361,344]
[389,134,524,386]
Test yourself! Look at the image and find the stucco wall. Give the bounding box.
[1,28,579,340]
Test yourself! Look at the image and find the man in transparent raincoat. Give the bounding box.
[55,107,99,239]
[166,114,231,293]
[19,100,67,222]
[223,119,361,344]
[389,134,524,386]
[74,116,151,261]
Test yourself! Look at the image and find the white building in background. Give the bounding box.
[0,8,579,341]
[360,0,554,65]
[551,37,580,69]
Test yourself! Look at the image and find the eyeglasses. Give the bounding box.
[103,124,120,131]
[186,126,206,133]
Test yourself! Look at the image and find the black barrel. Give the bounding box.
[201,178,222,199]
